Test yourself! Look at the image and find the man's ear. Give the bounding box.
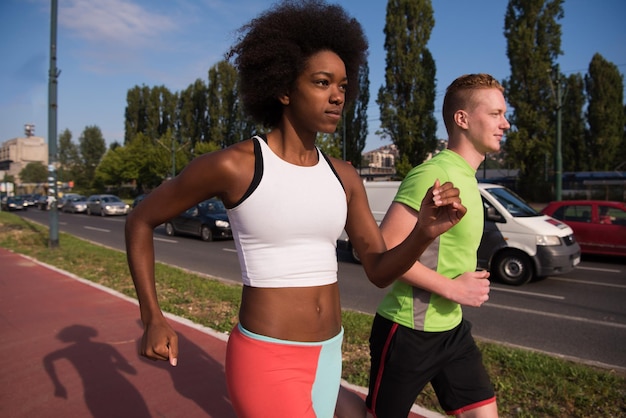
[454,110,468,129]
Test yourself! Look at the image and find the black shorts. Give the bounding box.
[366,314,495,417]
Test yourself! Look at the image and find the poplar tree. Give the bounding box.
[177,79,210,148]
[377,0,437,173]
[503,0,564,200]
[585,53,625,171]
[340,61,370,166]
[561,73,587,172]
[207,60,239,148]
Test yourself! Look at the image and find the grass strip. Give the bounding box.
[1,212,624,417]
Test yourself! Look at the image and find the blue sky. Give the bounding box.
[1,0,624,152]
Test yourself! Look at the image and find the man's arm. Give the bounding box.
[380,202,490,307]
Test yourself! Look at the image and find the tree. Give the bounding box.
[124,85,150,144]
[340,61,370,167]
[178,79,210,148]
[585,53,625,171]
[77,125,107,188]
[207,61,239,148]
[57,128,80,183]
[377,0,438,174]
[19,162,48,184]
[503,0,564,200]
[561,73,587,171]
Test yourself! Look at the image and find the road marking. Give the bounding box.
[575,266,622,273]
[485,303,626,330]
[84,226,110,232]
[155,237,178,243]
[223,248,237,253]
[549,276,626,289]
[491,287,565,300]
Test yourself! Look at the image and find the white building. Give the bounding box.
[0,124,48,185]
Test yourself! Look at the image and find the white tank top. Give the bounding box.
[227,136,347,288]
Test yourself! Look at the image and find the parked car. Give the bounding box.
[541,200,626,257]
[58,193,83,211]
[61,195,88,214]
[164,198,232,241]
[20,194,40,207]
[1,196,26,211]
[86,194,129,216]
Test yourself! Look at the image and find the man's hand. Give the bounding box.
[450,270,491,307]
[141,319,179,366]
[418,179,467,240]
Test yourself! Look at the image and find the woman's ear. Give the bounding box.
[278,92,290,105]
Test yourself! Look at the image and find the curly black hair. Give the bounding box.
[227,0,368,128]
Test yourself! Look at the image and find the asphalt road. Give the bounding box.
[14,208,626,373]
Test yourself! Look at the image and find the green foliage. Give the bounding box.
[561,73,587,171]
[341,61,370,167]
[585,53,625,171]
[378,0,438,167]
[179,79,210,147]
[207,61,240,148]
[18,161,48,183]
[78,125,107,188]
[503,0,564,200]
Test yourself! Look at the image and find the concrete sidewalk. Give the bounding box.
[0,248,440,418]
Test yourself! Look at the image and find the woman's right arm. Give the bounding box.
[125,142,254,365]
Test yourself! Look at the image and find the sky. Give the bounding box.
[1,0,624,153]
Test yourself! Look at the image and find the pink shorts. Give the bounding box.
[226,324,343,417]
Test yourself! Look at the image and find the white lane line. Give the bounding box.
[485,303,626,330]
[223,248,237,253]
[491,287,565,300]
[84,226,110,232]
[576,266,622,273]
[549,277,626,289]
[155,237,178,243]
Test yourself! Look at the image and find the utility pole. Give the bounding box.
[48,0,60,247]
[548,64,564,201]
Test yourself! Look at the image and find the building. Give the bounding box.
[0,124,48,185]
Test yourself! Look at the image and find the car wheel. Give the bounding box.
[100,209,106,216]
[492,249,533,286]
[200,226,213,242]
[87,207,92,216]
[164,222,175,236]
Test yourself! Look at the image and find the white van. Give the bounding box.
[337,181,581,286]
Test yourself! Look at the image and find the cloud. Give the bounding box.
[59,0,177,48]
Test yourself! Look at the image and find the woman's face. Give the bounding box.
[282,50,347,135]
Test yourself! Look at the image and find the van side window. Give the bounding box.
[483,198,504,223]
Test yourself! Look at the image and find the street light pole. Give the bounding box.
[548,64,564,201]
[48,0,60,247]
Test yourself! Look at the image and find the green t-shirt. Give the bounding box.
[376,149,483,332]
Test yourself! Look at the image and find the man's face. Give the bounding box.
[465,88,510,154]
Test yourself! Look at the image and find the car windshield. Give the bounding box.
[200,199,226,213]
[72,196,86,202]
[484,187,540,218]
[102,196,121,203]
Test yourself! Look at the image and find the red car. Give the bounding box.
[541,200,626,257]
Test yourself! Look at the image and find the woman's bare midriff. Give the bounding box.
[238,282,342,342]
